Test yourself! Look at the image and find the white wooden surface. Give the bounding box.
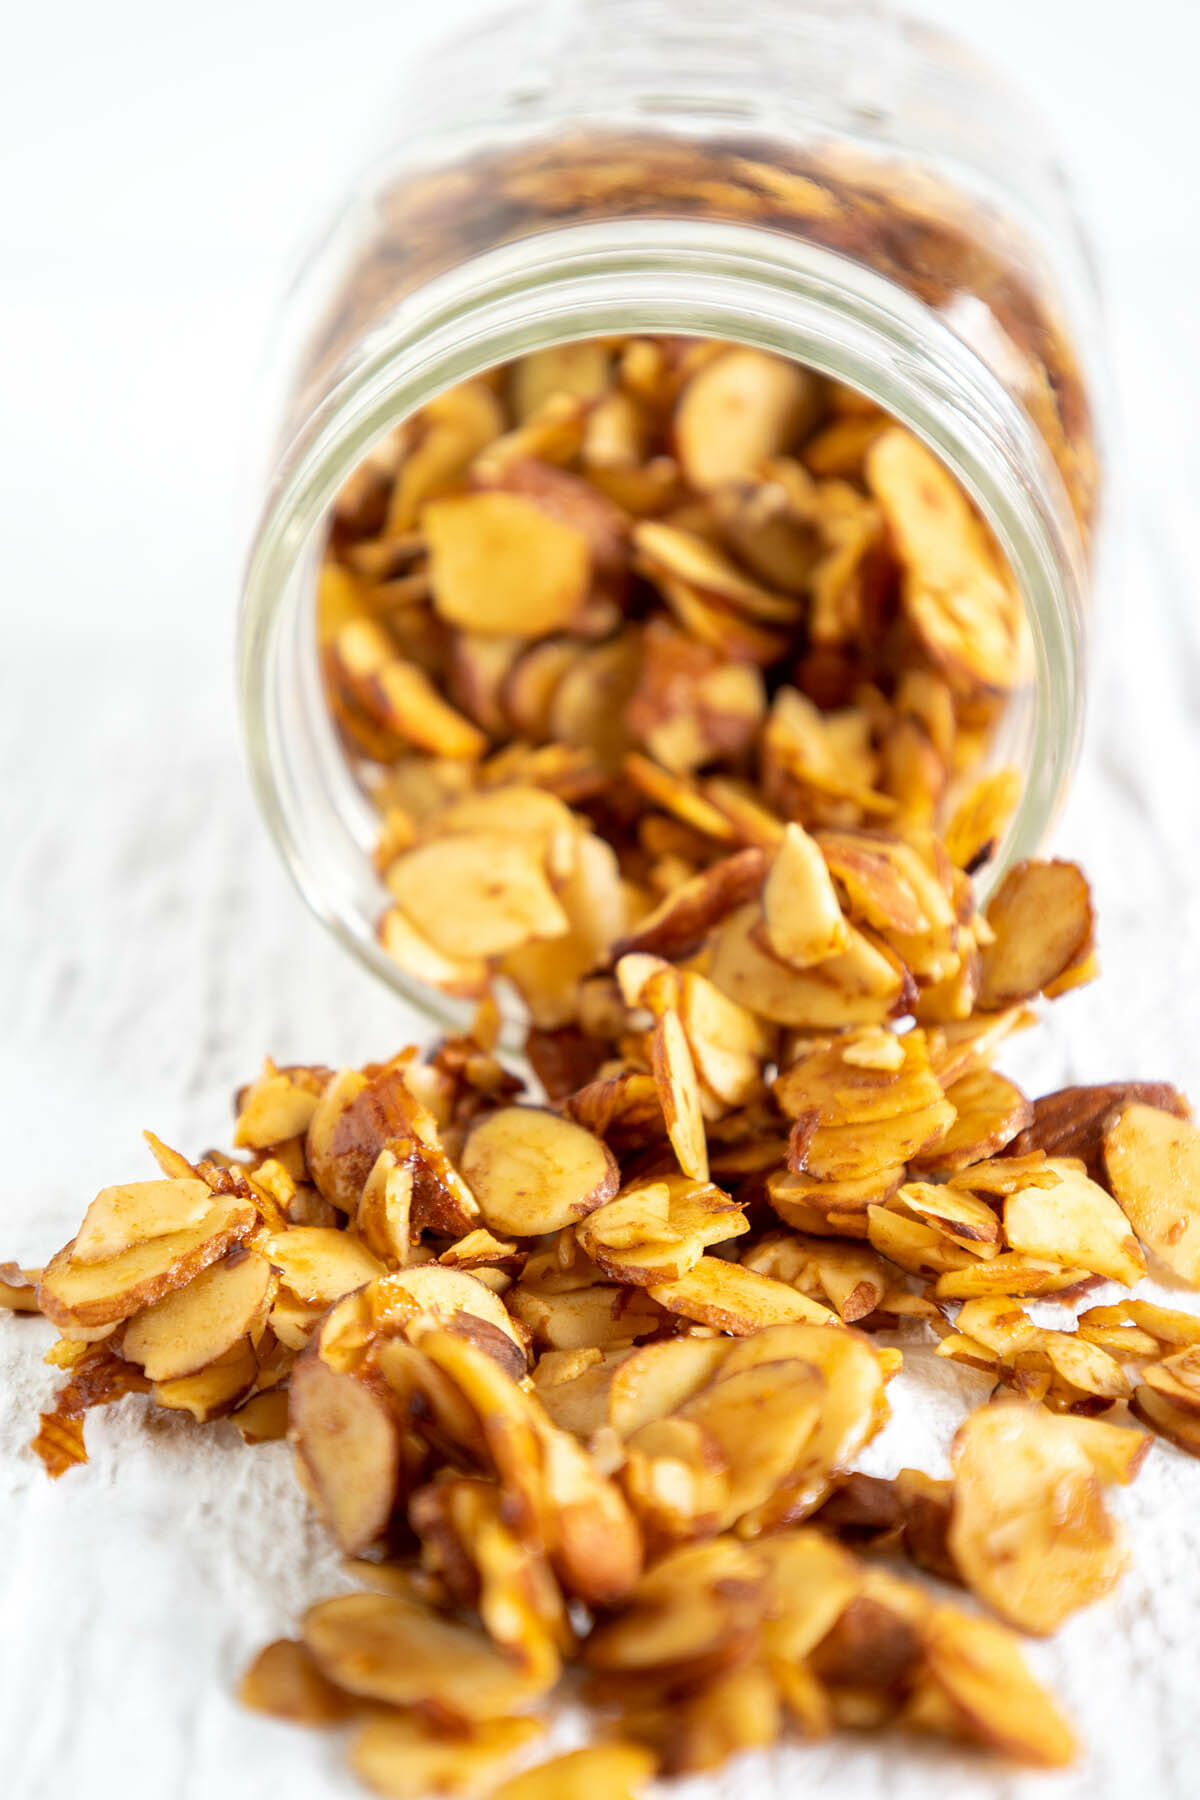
[2,4,1200,1797]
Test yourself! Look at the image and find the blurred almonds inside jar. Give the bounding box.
[320,336,1032,1038]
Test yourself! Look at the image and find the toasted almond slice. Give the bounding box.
[607,1336,732,1438]
[867,1207,978,1278]
[920,1606,1076,1766]
[510,339,613,420]
[356,1266,528,1377]
[799,1101,955,1183]
[711,905,904,1028]
[620,1415,731,1543]
[944,767,1023,871]
[977,860,1094,1010]
[676,1358,824,1530]
[1130,1382,1200,1456]
[460,1106,618,1237]
[946,1152,1061,1198]
[676,970,774,1109]
[760,822,850,968]
[1003,1159,1146,1286]
[238,1637,352,1726]
[304,1591,553,1718]
[910,1068,1033,1172]
[755,1527,862,1661]
[531,1346,634,1436]
[351,1713,543,1799]
[743,1232,888,1324]
[893,1181,1002,1251]
[650,1009,709,1182]
[949,1404,1128,1635]
[424,490,592,637]
[578,1177,746,1286]
[438,1227,525,1273]
[866,428,1020,692]
[123,1248,275,1381]
[71,1178,215,1266]
[1035,1329,1131,1402]
[767,1165,904,1232]
[384,380,505,533]
[233,1065,322,1150]
[507,1283,662,1351]
[473,393,589,483]
[377,908,489,998]
[720,1323,889,1526]
[1051,1414,1152,1484]
[491,1744,657,1800]
[1007,1081,1191,1175]
[648,1256,837,1335]
[288,1354,402,1553]
[386,831,568,960]
[954,1296,1039,1357]
[38,1197,257,1331]
[633,521,803,624]
[0,1263,42,1313]
[501,638,579,740]
[349,1713,543,1800]
[773,1026,938,1126]
[408,1474,569,1666]
[152,1336,258,1421]
[612,848,768,962]
[356,1149,413,1266]
[231,1388,291,1444]
[264,1228,385,1307]
[415,1330,643,1604]
[1121,1299,1200,1349]
[1140,1346,1200,1415]
[505,831,629,1029]
[331,619,488,758]
[675,347,818,490]
[933,1256,1093,1300]
[1103,1104,1200,1284]
[583,1536,766,1677]
[576,1180,674,1251]
[546,633,641,768]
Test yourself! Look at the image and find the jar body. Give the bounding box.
[241,0,1104,1032]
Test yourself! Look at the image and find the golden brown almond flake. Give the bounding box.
[1103,1104,1200,1285]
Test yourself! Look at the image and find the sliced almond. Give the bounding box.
[648,1256,837,1335]
[1003,1159,1146,1286]
[949,1404,1130,1635]
[977,860,1094,1010]
[675,346,818,490]
[38,1196,258,1331]
[304,1591,553,1717]
[351,1713,543,1800]
[123,1249,274,1382]
[1103,1103,1200,1284]
[424,490,592,637]
[386,831,568,960]
[460,1106,618,1237]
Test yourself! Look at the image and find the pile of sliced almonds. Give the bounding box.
[9,824,1200,1793]
[318,335,1033,1028]
[6,339,1200,1795]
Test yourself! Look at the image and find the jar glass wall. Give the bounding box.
[239,0,1105,1041]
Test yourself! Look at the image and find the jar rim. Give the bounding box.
[240,214,1088,1040]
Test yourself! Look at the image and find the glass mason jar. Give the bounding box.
[239,0,1105,1038]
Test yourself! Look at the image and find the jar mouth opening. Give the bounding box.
[240,216,1088,1039]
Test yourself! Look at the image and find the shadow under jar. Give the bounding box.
[239,0,1106,1045]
